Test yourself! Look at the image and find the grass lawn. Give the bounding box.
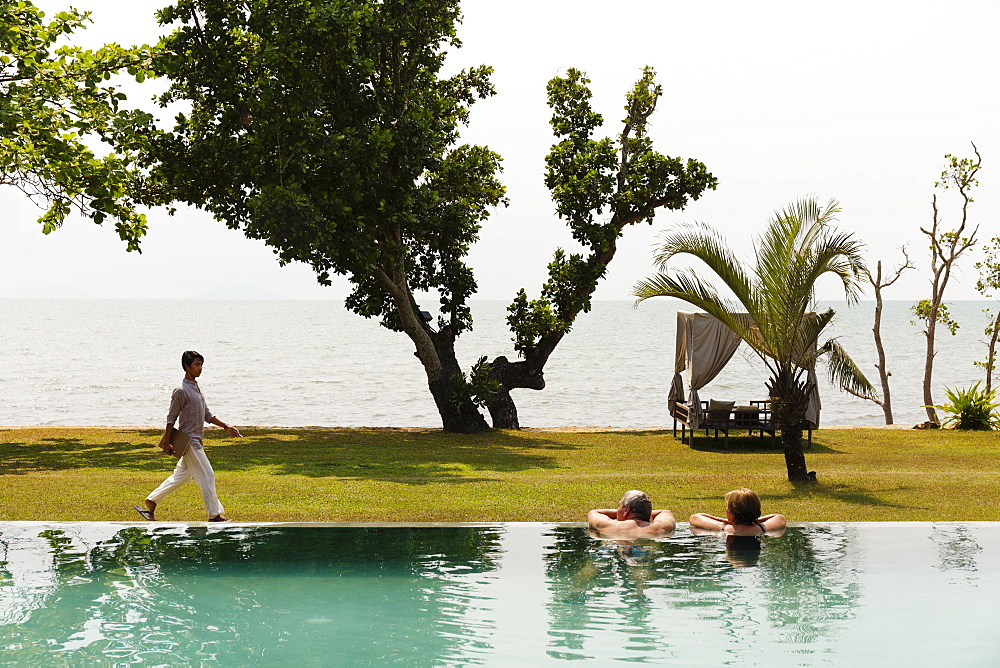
[1,426,998,522]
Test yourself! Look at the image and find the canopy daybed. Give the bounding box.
[669,311,819,446]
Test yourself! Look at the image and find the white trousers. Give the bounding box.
[147,441,225,518]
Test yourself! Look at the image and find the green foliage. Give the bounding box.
[0,0,154,250]
[975,237,1000,298]
[910,299,959,335]
[145,0,505,334]
[928,382,1000,430]
[974,238,1000,380]
[507,289,568,356]
[935,152,980,193]
[508,67,717,357]
[449,356,500,410]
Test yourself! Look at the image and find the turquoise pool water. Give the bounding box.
[1,522,998,665]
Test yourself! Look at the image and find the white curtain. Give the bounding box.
[670,312,743,430]
[805,367,821,429]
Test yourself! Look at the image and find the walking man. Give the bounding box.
[136,350,241,522]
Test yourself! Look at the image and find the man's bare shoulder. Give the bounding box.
[590,520,674,539]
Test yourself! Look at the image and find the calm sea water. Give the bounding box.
[0,299,991,428]
[2,522,998,665]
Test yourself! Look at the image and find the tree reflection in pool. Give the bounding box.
[1,522,997,664]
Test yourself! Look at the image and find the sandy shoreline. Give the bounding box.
[2,424,919,432]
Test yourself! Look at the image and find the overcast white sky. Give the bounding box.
[2,0,997,301]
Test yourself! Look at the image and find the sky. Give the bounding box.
[2,0,997,302]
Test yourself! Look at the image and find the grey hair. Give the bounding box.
[620,490,652,521]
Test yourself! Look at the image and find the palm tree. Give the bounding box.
[634,197,875,482]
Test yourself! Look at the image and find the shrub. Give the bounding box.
[930,382,1000,430]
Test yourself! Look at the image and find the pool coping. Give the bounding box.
[2,520,997,528]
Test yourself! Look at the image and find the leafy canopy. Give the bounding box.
[508,68,717,358]
[0,0,154,250]
[146,0,505,333]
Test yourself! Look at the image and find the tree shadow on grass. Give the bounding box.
[678,481,915,511]
[220,429,583,483]
[0,428,586,485]
[0,434,169,475]
[684,433,842,455]
[777,482,916,510]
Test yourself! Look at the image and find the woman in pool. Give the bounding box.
[689,488,786,535]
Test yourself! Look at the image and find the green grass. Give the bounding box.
[1,426,998,522]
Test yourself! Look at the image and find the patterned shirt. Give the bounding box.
[167,378,215,449]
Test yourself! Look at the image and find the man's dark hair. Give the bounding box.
[620,490,652,522]
[181,350,204,370]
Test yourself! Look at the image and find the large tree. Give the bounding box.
[144,0,716,431]
[912,145,981,424]
[633,198,874,483]
[1,0,152,250]
[484,68,717,428]
[145,0,505,431]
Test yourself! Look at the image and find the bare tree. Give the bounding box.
[855,248,914,424]
[913,143,982,423]
[974,237,1000,394]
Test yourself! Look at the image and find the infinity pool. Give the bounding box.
[1,522,998,665]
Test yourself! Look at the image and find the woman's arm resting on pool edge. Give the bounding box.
[689,513,728,530]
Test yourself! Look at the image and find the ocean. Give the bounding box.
[0,299,992,429]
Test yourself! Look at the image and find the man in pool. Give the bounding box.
[136,350,242,522]
[587,490,676,538]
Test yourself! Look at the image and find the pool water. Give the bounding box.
[1,522,998,665]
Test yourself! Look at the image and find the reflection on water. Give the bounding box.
[725,534,763,568]
[931,523,983,584]
[542,524,864,661]
[0,525,504,664]
[2,523,999,664]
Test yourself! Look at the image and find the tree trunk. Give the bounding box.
[986,311,1000,394]
[426,325,490,433]
[781,427,810,483]
[922,312,938,423]
[484,356,546,429]
[871,276,894,424]
[485,386,520,430]
[767,367,814,482]
[378,274,490,434]
[427,374,490,433]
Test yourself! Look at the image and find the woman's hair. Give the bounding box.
[725,488,762,525]
[181,350,204,370]
[620,490,652,522]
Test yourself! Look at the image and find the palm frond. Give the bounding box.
[633,270,739,320]
[800,228,867,302]
[650,223,755,308]
[632,271,761,349]
[821,338,876,398]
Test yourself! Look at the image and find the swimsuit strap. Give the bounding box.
[756,520,767,534]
